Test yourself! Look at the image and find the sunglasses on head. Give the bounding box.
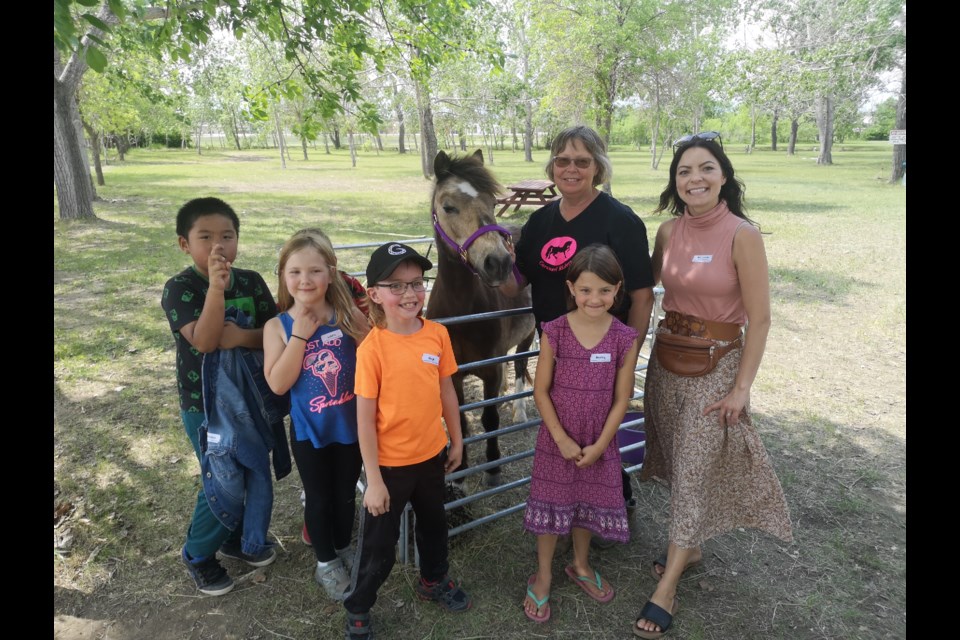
[673,131,723,151]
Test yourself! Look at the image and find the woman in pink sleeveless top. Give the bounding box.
[633,134,793,639]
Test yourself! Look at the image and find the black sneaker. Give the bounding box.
[414,574,472,612]
[181,547,234,596]
[218,540,277,567]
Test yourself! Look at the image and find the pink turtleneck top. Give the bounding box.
[660,200,748,325]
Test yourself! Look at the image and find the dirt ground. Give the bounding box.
[54,291,906,640]
[54,188,906,639]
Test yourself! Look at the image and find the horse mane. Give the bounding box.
[433,152,503,199]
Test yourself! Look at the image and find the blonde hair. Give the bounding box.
[276,228,367,341]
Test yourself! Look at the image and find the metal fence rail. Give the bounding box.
[334,238,659,564]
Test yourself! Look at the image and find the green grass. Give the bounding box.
[54,141,906,640]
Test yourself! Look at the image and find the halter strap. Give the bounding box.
[432,209,522,284]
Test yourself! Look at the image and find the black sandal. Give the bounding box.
[345,610,374,639]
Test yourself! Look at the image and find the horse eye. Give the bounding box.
[443,205,459,214]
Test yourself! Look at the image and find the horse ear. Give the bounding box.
[434,150,450,176]
[472,149,484,165]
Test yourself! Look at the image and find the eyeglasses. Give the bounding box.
[552,156,594,169]
[374,279,428,295]
[673,131,723,150]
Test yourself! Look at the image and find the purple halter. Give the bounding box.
[432,209,522,284]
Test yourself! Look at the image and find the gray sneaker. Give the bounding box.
[315,558,351,601]
[336,546,356,573]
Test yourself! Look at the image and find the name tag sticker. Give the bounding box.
[590,353,612,363]
[322,329,343,345]
[207,432,221,444]
[692,254,713,263]
[422,353,440,365]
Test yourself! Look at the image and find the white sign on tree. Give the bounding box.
[889,130,906,145]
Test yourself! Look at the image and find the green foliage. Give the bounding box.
[861,98,898,140]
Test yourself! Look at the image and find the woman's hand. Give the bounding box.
[704,387,750,426]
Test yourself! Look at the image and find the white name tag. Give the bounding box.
[422,353,440,365]
[207,432,221,444]
[590,353,612,363]
[692,254,713,263]
[322,329,343,344]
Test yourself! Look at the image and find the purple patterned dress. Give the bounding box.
[523,314,637,543]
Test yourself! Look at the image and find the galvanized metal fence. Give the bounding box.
[332,238,660,564]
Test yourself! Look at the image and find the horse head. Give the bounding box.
[432,149,516,287]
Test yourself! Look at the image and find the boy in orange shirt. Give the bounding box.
[343,243,472,639]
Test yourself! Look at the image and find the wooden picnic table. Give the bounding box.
[495,179,561,216]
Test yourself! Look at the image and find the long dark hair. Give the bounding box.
[654,138,755,225]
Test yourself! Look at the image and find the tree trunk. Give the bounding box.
[323,132,330,154]
[54,75,96,219]
[275,115,287,169]
[300,134,309,160]
[349,132,357,167]
[889,62,906,184]
[332,127,341,149]
[750,104,757,150]
[816,95,834,165]
[375,133,384,152]
[459,129,466,152]
[231,113,242,150]
[413,76,437,178]
[771,108,779,152]
[82,119,105,186]
[788,119,799,155]
[524,102,533,162]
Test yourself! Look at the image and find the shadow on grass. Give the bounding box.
[769,267,877,306]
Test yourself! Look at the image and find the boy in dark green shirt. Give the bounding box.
[161,197,277,595]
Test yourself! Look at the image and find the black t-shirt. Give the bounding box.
[514,191,654,329]
[161,266,277,413]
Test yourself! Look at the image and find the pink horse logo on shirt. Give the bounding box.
[541,236,577,267]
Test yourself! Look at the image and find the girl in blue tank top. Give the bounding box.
[263,228,370,601]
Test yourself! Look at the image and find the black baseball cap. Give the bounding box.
[365,242,433,285]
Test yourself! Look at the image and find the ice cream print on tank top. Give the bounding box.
[300,331,356,415]
[539,236,578,272]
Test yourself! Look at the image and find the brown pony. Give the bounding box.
[426,150,536,486]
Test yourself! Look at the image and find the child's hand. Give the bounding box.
[444,441,463,474]
[576,443,603,468]
[556,435,583,462]
[291,309,323,342]
[207,244,231,291]
[363,482,390,516]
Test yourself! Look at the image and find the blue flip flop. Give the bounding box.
[524,575,550,623]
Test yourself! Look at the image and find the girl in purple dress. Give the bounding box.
[522,244,640,623]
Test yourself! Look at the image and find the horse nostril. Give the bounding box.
[484,253,511,279]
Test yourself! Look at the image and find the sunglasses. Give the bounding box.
[673,131,723,150]
[552,156,594,169]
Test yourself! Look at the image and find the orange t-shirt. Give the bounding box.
[354,319,458,466]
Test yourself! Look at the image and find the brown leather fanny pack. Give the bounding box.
[654,311,742,377]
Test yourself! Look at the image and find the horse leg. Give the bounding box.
[512,330,536,424]
[481,367,503,487]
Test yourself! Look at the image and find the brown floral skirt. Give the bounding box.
[641,330,794,548]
